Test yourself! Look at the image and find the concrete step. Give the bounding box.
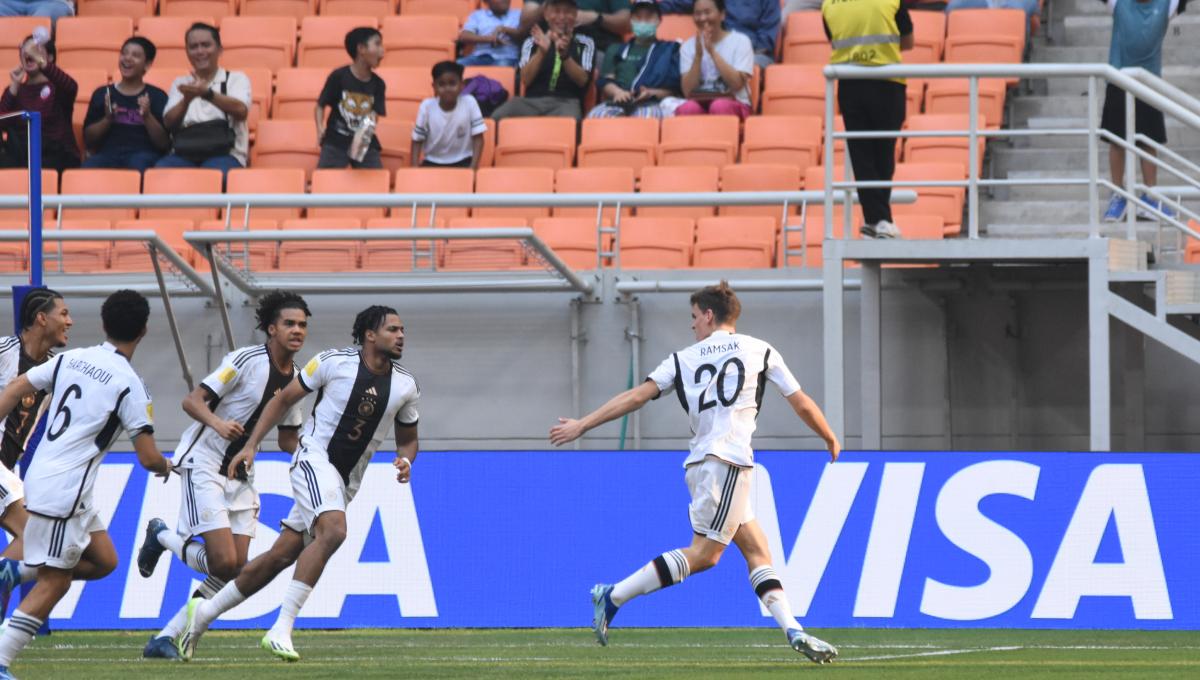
[1062,14,1199,47]
[1006,116,1200,148]
[1034,65,1200,96]
[998,169,1200,202]
[1051,0,1110,15]
[1029,45,1194,65]
[990,145,1200,174]
[983,220,1164,238]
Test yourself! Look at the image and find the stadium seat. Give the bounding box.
[72,69,111,112]
[158,0,236,18]
[225,168,306,222]
[0,17,49,53]
[47,220,112,273]
[135,16,208,69]
[892,162,967,235]
[76,0,155,16]
[656,14,694,42]
[553,166,634,222]
[638,165,719,219]
[532,217,605,270]
[464,66,517,100]
[760,64,827,117]
[576,117,658,179]
[380,15,458,66]
[718,163,801,228]
[617,217,694,269]
[299,16,379,68]
[54,17,133,71]
[196,219,279,271]
[742,115,822,170]
[60,169,140,222]
[399,0,473,23]
[376,67,429,121]
[0,170,57,241]
[240,0,315,17]
[796,164,857,244]
[374,118,415,173]
[1186,228,1199,264]
[944,8,1025,80]
[144,67,188,97]
[360,218,418,272]
[473,167,555,221]
[392,167,473,225]
[0,223,25,273]
[110,219,194,270]
[694,216,776,269]
[781,12,830,64]
[493,117,576,170]
[924,78,1007,130]
[220,17,298,73]
[906,79,926,119]
[251,120,322,179]
[441,216,527,271]
[892,213,947,240]
[241,66,274,134]
[909,9,947,64]
[273,68,328,120]
[310,168,392,220]
[141,167,223,222]
[278,217,362,271]
[658,116,738,168]
[902,113,986,175]
[322,0,397,18]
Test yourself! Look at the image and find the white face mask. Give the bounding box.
[631,20,659,39]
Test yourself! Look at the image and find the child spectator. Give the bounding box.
[316,27,387,169]
[460,0,523,67]
[590,1,681,119]
[0,32,78,170]
[411,61,486,169]
[82,37,170,172]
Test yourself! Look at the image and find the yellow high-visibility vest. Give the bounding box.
[823,0,903,70]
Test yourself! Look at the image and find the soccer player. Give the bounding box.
[549,281,842,664]
[177,305,419,662]
[0,290,171,680]
[135,291,312,660]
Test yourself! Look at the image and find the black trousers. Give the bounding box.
[837,79,906,226]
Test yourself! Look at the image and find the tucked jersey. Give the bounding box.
[174,344,303,477]
[0,336,53,471]
[296,347,419,490]
[647,331,801,468]
[23,342,154,518]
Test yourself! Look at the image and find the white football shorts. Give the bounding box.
[280,455,348,538]
[0,464,23,516]
[177,465,261,539]
[685,455,755,545]
[24,507,104,570]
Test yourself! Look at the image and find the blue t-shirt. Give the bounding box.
[1107,0,1183,76]
[463,7,522,63]
[83,83,169,154]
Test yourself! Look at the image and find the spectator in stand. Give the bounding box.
[0,32,78,170]
[1101,0,1187,222]
[677,0,755,120]
[590,1,681,119]
[157,23,251,176]
[82,37,170,172]
[412,61,487,169]
[518,0,631,54]
[945,0,1041,26]
[493,0,596,121]
[316,27,387,169]
[0,0,73,21]
[661,0,781,68]
[460,0,523,67]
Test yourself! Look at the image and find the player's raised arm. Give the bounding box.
[550,380,660,447]
[0,375,37,422]
[225,377,308,479]
[784,389,841,463]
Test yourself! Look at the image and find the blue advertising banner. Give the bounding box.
[14,450,1199,630]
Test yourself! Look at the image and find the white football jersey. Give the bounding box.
[174,343,303,478]
[0,336,53,471]
[648,330,801,468]
[295,347,419,495]
[23,342,155,518]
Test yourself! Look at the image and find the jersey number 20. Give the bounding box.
[694,358,745,412]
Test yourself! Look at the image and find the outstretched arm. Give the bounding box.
[550,380,660,446]
[785,389,840,462]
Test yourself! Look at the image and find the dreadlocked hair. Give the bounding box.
[20,288,63,330]
[255,290,311,333]
[351,305,398,345]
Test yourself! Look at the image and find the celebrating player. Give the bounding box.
[0,290,171,680]
[135,291,312,660]
[549,281,842,664]
[177,305,420,662]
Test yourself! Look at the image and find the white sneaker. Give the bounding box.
[788,628,838,664]
[861,220,902,239]
[261,630,300,662]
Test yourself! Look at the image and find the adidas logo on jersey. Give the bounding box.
[365,386,378,396]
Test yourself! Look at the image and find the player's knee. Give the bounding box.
[319,524,347,549]
[207,554,239,581]
[689,551,722,573]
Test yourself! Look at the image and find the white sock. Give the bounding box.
[611,549,689,607]
[750,566,801,633]
[182,543,209,574]
[16,563,36,584]
[158,576,227,638]
[268,580,313,639]
[0,610,41,667]
[156,530,186,560]
[195,581,246,631]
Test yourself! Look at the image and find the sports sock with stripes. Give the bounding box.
[610,549,690,607]
[269,580,313,638]
[750,565,801,633]
[0,610,41,666]
[182,542,210,574]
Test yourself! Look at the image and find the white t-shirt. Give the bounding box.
[679,31,755,106]
[296,347,420,496]
[0,336,52,472]
[165,68,253,165]
[173,344,302,477]
[412,95,488,165]
[647,331,801,468]
[24,342,155,518]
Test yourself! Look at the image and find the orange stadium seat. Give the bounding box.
[441,216,526,271]
[220,17,298,73]
[110,218,194,270]
[374,118,415,173]
[892,213,947,240]
[225,167,306,222]
[781,12,830,64]
[240,0,316,18]
[0,17,49,53]
[60,169,140,222]
[474,167,555,221]
[141,167,223,222]
[299,16,379,68]
[135,17,208,69]
[0,170,57,257]
[638,165,719,219]
[798,164,858,242]
[158,0,235,18]
[656,14,694,42]
[553,166,634,222]
[360,218,417,272]
[76,0,155,17]
[760,64,827,117]
[376,67,428,121]
[493,117,576,169]
[909,9,947,64]
[947,7,1026,43]
[944,9,1025,76]
[380,15,459,66]
[392,167,474,225]
[322,0,397,18]
[658,115,739,167]
[196,219,280,271]
[742,115,822,169]
[251,120,322,179]
[924,78,1007,130]
[47,219,112,273]
[144,67,187,96]
[892,162,967,235]
[618,217,694,269]
[273,68,328,120]
[0,226,24,273]
[72,69,111,111]
[241,66,274,131]
[310,168,392,220]
[694,216,775,269]
[399,0,473,23]
[54,17,133,71]
[278,217,362,271]
[464,66,517,100]
[906,78,926,119]
[576,117,658,179]
[902,113,986,174]
[532,217,605,270]
[1186,227,1199,263]
[719,163,801,228]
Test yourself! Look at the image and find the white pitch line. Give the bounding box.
[851,646,1023,662]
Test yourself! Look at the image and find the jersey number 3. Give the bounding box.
[46,383,82,441]
[694,358,745,412]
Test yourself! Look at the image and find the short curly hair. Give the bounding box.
[255,290,311,333]
[351,305,399,345]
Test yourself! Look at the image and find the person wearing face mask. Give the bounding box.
[589,1,681,118]
[0,33,78,170]
[82,37,170,172]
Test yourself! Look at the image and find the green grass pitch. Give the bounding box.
[10,628,1199,679]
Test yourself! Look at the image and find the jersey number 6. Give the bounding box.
[694,358,745,412]
[46,383,83,441]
